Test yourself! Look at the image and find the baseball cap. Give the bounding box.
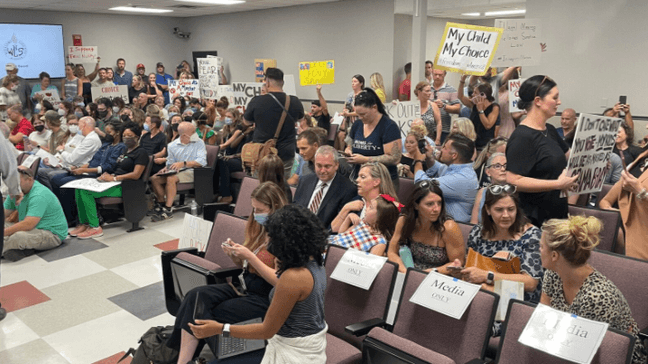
[156,62,164,68]
[137,63,145,69]
[5,63,17,71]
[41,110,62,122]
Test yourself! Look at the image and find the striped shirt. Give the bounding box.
[166,138,207,167]
[430,82,459,133]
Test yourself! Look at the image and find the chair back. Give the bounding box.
[496,300,635,364]
[233,176,260,218]
[203,211,248,269]
[17,153,40,177]
[205,145,220,170]
[567,205,620,252]
[456,221,474,245]
[324,244,398,349]
[595,184,615,208]
[574,193,590,206]
[142,156,154,182]
[397,177,414,204]
[328,123,339,145]
[390,268,499,363]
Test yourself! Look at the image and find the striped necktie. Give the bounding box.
[309,182,328,213]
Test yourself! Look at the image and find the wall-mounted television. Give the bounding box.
[0,23,65,79]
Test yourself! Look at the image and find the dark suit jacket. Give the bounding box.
[294,172,357,228]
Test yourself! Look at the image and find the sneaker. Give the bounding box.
[77,226,103,239]
[3,249,36,262]
[151,207,173,222]
[69,225,89,237]
[148,202,164,216]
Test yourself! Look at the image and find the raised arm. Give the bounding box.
[458,74,473,108]
[316,84,328,114]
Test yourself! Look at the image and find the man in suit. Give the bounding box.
[294,145,357,229]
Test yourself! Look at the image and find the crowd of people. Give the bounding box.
[1,57,648,364]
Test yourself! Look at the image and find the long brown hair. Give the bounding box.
[401,181,449,243]
[244,182,289,253]
[369,195,400,241]
[480,189,529,239]
[257,154,289,199]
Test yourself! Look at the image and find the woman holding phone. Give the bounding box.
[458,75,500,152]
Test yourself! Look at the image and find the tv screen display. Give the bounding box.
[0,23,65,79]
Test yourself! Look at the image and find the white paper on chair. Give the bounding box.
[494,279,524,321]
[330,249,387,290]
[20,154,38,168]
[179,213,213,252]
[60,178,121,192]
[409,271,480,320]
[34,148,61,167]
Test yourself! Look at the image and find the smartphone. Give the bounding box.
[619,95,627,105]
[221,239,234,248]
[339,151,352,158]
[446,266,465,272]
[417,139,427,154]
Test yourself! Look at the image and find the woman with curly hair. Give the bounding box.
[189,204,329,364]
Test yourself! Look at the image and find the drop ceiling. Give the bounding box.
[394,0,526,19]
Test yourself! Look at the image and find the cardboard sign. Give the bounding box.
[566,114,623,195]
[91,85,129,104]
[178,214,214,252]
[254,58,277,82]
[221,82,264,113]
[494,280,524,321]
[68,46,98,62]
[61,178,120,193]
[299,60,335,86]
[384,101,421,138]
[409,271,481,320]
[434,22,503,76]
[169,79,200,100]
[197,57,221,99]
[330,249,388,290]
[508,78,527,113]
[518,304,609,364]
[493,19,542,67]
[35,88,61,109]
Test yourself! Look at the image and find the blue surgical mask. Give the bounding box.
[253,213,268,225]
[75,111,83,118]
[224,117,233,125]
[143,123,150,132]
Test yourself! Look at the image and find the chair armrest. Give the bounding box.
[210,267,243,280]
[639,327,648,342]
[345,318,386,337]
[464,359,489,364]
[161,247,200,259]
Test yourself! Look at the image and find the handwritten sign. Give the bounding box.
[566,114,622,195]
[68,46,98,62]
[169,79,200,100]
[384,101,421,137]
[409,271,481,319]
[492,19,542,67]
[508,78,527,113]
[518,304,609,364]
[330,249,388,290]
[179,214,214,252]
[197,57,221,99]
[61,178,121,193]
[35,89,61,109]
[214,82,263,113]
[298,60,335,86]
[254,58,277,82]
[434,23,503,76]
[91,85,129,104]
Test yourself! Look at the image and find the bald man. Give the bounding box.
[557,108,577,139]
[150,122,207,221]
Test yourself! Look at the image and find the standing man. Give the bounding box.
[0,131,20,320]
[155,62,174,105]
[425,60,434,83]
[312,84,330,132]
[556,108,577,139]
[91,68,114,87]
[113,58,133,86]
[3,63,32,118]
[398,62,412,101]
[431,68,461,143]
[136,64,147,80]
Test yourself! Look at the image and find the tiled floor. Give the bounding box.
[0,211,191,364]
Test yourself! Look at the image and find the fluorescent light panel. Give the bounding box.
[462,12,481,16]
[485,9,526,16]
[110,6,173,13]
[175,0,246,4]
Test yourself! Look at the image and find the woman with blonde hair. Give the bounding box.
[399,128,426,178]
[414,81,442,145]
[370,72,387,103]
[450,117,477,142]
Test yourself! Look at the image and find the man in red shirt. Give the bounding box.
[398,62,412,101]
[7,105,34,151]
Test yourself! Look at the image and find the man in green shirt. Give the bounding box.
[3,167,68,261]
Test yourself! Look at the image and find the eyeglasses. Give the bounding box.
[489,136,508,144]
[487,163,507,170]
[433,90,438,100]
[488,184,516,195]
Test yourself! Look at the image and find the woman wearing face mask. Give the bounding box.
[57,101,74,130]
[215,109,255,203]
[0,76,20,122]
[69,122,149,239]
[61,63,82,102]
[28,114,52,149]
[112,97,126,116]
[61,114,84,153]
[166,114,182,144]
[193,111,216,145]
[140,116,167,175]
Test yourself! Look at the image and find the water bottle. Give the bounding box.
[399,245,415,269]
[190,200,198,216]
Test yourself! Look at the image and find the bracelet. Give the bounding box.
[113,176,117,182]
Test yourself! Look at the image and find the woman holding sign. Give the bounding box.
[540,216,647,364]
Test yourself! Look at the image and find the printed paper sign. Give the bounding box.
[566,114,623,195]
[384,101,421,137]
[330,249,388,290]
[284,74,297,96]
[299,60,335,86]
[34,148,61,167]
[68,46,98,62]
[518,304,609,364]
[215,82,264,113]
[168,79,200,100]
[434,22,503,76]
[409,271,481,320]
[61,178,120,193]
[91,85,129,104]
[197,57,221,99]
[331,112,344,125]
[179,214,214,252]
[508,78,527,113]
[493,19,542,67]
[35,89,61,109]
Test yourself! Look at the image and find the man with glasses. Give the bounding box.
[431,69,461,143]
[413,133,479,223]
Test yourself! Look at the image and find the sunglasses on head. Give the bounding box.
[488,184,516,195]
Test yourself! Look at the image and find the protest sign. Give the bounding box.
[493,19,542,67]
[68,46,98,63]
[254,58,276,82]
[61,178,120,193]
[179,214,213,252]
[409,271,481,320]
[330,249,388,290]
[298,60,335,86]
[284,74,297,96]
[91,85,129,104]
[566,114,623,195]
[384,101,421,137]
[197,57,221,99]
[35,88,61,109]
[434,23,503,76]
[168,79,200,100]
[217,82,263,113]
[508,78,527,113]
[518,304,609,364]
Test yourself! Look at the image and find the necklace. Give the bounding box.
[540,128,548,137]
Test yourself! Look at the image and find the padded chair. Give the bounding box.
[595,183,615,208]
[574,192,590,206]
[397,177,415,204]
[363,268,499,364]
[490,300,635,364]
[567,205,621,252]
[177,145,219,207]
[16,153,40,176]
[324,244,399,364]
[232,176,259,218]
[328,123,340,146]
[456,221,474,245]
[161,211,247,316]
[96,156,153,232]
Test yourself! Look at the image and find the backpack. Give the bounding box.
[118,325,179,364]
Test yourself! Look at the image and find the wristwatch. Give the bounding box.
[478,110,485,114]
[222,323,231,337]
[486,271,495,285]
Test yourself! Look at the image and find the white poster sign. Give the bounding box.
[409,271,481,320]
[566,114,622,195]
[214,82,264,113]
[197,57,222,99]
[508,78,527,113]
[179,214,214,252]
[35,89,61,109]
[91,85,129,104]
[518,304,609,364]
[331,112,344,126]
[61,178,121,193]
[493,19,542,67]
[384,101,421,138]
[494,280,524,321]
[330,249,388,290]
[169,79,200,100]
[434,23,503,76]
[68,46,98,63]
[283,74,297,96]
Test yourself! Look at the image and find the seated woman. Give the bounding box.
[193,111,217,145]
[470,152,507,224]
[188,204,328,364]
[27,115,52,150]
[258,154,293,202]
[540,216,647,364]
[330,161,397,233]
[167,182,289,363]
[388,180,465,273]
[450,117,477,142]
[330,194,401,256]
[398,128,427,178]
[215,108,254,204]
[68,122,148,239]
[473,137,507,187]
[613,122,643,166]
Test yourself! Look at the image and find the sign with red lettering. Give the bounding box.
[68,46,98,62]
[91,85,129,104]
[508,78,527,113]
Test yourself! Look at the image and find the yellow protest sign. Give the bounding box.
[433,22,503,76]
[299,60,335,86]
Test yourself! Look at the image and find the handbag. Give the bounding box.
[465,247,521,275]
[240,93,291,175]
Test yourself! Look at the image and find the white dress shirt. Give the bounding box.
[307,174,336,209]
[59,130,102,167]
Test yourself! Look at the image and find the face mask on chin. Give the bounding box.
[189,133,200,143]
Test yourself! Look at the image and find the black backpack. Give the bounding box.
[119,325,179,364]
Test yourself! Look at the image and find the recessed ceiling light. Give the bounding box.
[110,6,173,13]
[461,12,481,17]
[484,9,526,16]
[175,0,246,5]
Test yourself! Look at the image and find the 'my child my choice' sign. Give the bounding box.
[409,271,481,319]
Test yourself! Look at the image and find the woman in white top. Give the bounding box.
[27,115,51,149]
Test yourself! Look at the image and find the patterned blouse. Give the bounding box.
[421,106,437,139]
[329,221,386,252]
[543,269,647,364]
[408,239,449,271]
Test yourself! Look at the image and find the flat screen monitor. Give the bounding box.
[0,23,65,79]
